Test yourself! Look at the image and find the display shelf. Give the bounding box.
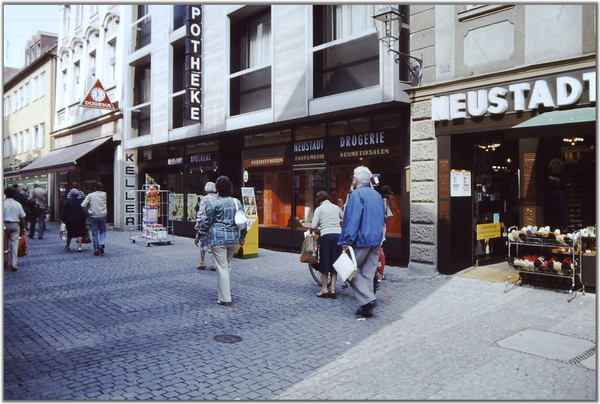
[505,226,584,302]
[128,186,174,247]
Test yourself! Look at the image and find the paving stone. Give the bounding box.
[3,222,596,400]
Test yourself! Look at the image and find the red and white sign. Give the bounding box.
[82,79,115,109]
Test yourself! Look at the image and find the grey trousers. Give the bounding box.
[348,245,380,307]
[211,243,237,303]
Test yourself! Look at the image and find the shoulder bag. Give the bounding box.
[234,198,248,231]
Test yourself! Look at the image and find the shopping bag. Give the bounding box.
[59,223,68,242]
[300,231,319,263]
[333,246,358,282]
[17,235,28,257]
[82,227,92,244]
[234,199,248,231]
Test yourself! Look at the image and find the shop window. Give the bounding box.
[293,168,328,228]
[312,5,380,98]
[230,7,272,115]
[245,165,291,228]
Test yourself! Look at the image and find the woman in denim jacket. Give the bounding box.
[195,176,247,306]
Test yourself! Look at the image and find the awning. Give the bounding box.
[12,137,112,175]
[508,107,596,138]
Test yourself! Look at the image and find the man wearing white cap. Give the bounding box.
[28,180,48,239]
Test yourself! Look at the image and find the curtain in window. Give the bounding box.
[333,4,378,40]
[248,15,271,68]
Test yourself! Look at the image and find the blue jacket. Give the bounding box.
[197,196,247,246]
[338,184,385,247]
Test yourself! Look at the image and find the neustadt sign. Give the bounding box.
[432,70,596,122]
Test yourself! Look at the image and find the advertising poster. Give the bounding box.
[450,169,471,197]
[239,187,259,258]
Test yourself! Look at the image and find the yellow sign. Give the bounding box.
[239,187,259,258]
[476,223,502,240]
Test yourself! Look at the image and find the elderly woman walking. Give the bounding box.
[195,176,247,306]
[194,182,217,270]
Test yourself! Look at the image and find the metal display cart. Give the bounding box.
[505,226,584,302]
[128,185,174,246]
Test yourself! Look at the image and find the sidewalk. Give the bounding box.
[4,222,596,400]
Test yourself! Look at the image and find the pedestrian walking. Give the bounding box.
[4,187,27,271]
[81,182,107,256]
[338,166,386,318]
[309,190,343,299]
[62,191,88,252]
[28,180,48,239]
[68,182,85,200]
[195,176,247,306]
[194,182,217,271]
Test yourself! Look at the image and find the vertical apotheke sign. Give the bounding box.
[185,6,202,121]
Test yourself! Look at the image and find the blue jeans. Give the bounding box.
[89,216,107,253]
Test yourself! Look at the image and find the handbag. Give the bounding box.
[17,235,28,257]
[234,199,248,231]
[333,246,358,282]
[300,231,319,263]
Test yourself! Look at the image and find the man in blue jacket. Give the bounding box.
[339,166,386,317]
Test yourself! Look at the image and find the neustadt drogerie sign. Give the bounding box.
[432,70,596,122]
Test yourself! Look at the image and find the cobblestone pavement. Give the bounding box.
[4,222,596,400]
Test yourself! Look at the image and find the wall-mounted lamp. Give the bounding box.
[372,6,423,85]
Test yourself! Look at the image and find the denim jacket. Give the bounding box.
[197,196,247,246]
[338,184,385,247]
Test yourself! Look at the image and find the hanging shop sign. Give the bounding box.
[82,79,115,109]
[432,69,596,122]
[185,5,202,121]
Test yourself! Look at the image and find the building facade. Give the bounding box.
[9,5,126,224]
[3,32,57,205]
[407,5,596,283]
[118,5,415,263]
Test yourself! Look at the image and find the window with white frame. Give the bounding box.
[71,61,80,103]
[39,72,46,98]
[75,5,83,28]
[131,60,151,137]
[23,129,29,153]
[90,4,98,15]
[24,82,29,106]
[312,5,380,98]
[133,5,151,52]
[60,68,67,107]
[63,6,70,35]
[33,76,39,100]
[107,40,116,85]
[229,6,272,116]
[3,138,10,158]
[12,93,17,113]
[11,135,17,155]
[88,51,96,89]
[17,132,23,155]
[4,98,9,117]
[34,123,45,150]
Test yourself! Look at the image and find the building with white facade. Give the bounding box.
[13,5,125,224]
[120,5,416,263]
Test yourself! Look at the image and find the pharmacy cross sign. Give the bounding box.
[82,79,115,110]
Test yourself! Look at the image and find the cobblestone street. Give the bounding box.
[4,223,596,400]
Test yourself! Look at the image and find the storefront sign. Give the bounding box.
[245,156,287,167]
[295,154,325,163]
[123,151,137,228]
[476,223,501,240]
[294,139,324,152]
[190,152,212,163]
[338,148,390,159]
[185,6,202,121]
[168,157,183,165]
[432,70,596,122]
[339,132,385,148]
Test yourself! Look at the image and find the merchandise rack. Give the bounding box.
[128,186,174,247]
[505,227,584,302]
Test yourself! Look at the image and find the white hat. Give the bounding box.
[33,180,42,186]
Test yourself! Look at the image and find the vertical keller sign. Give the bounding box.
[185,6,202,121]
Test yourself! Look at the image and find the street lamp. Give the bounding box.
[372,6,423,85]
